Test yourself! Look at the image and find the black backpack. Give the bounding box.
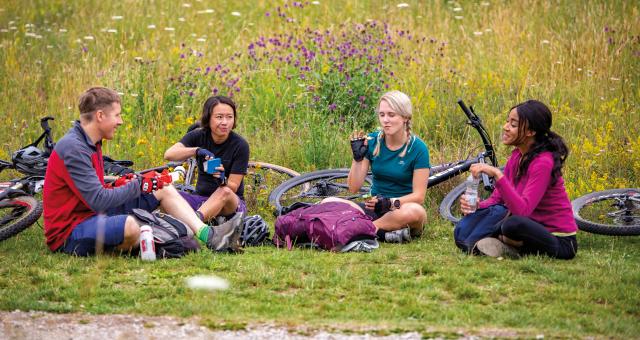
[132,209,200,258]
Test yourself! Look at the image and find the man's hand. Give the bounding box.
[140,177,164,193]
[111,173,135,187]
[139,171,171,193]
[350,130,368,162]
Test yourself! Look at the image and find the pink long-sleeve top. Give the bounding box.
[478,149,578,235]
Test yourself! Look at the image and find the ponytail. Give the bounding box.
[516,130,569,185]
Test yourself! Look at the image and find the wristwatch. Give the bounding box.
[391,198,401,210]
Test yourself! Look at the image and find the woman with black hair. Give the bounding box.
[164,96,249,224]
[460,100,578,259]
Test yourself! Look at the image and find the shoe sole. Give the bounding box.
[475,238,519,258]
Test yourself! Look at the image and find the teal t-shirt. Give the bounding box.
[366,131,430,197]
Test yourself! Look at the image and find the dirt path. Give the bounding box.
[1,310,426,339]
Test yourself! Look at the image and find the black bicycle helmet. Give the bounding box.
[241,214,270,246]
[12,145,49,176]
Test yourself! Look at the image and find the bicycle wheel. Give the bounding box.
[244,161,301,212]
[268,169,372,215]
[572,188,640,236]
[0,195,43,242]
[439,180,494,224]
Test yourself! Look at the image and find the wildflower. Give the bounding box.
[453,7,462,11]
[112,15,123,20]
[84,35,95,40]
[328,103,337,111]
[165,27,175,31]
[231,11,241,16]
[454,16,463,20]
[312,1,320,4]
[197,9,215,14]
[182,3,192,7]
[541,40,550,44]
[473,31,483,36]
[397,3,409,8]
[148,24,156,29]
[107,29,117,33]
[178,17,186,22]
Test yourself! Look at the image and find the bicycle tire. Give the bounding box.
[571,188,640,236]
[439,179,494,224]
[268,168,372,215]
[0,195,43,242]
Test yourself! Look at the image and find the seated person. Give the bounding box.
[329,90,430,243]
[164,95,249,223]
[460,100,578,259]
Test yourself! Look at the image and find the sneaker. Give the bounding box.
[205,212,244,252]
[474,237,520,258]
[384,228,412,243]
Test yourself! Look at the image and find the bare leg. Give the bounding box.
[197,186,239,221]
[373,203,426,236]
[153,185,206,234]
[116,216,142,251]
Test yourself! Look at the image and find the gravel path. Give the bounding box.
[1,310,426,340]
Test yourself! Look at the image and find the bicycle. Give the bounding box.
[268,99,499,216]
[571,188,640,236]
[0,116,55,241]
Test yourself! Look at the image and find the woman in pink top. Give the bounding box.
[460,100,578,259]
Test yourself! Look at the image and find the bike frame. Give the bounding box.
[427,99,497,189]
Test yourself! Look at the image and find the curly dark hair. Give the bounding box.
[511,100,569,186]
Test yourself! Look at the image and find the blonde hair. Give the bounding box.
[372,90,414,158]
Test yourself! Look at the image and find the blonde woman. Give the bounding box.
[333,91,430,243]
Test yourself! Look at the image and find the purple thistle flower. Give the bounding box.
[328,103,337,111]
[265,12,271,17]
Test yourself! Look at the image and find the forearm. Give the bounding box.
[164,143,197,161]
[347,159,369,193]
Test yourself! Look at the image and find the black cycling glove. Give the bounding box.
[374,196,392,216]
[350,138,367,162]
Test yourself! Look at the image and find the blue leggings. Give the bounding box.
[501,216,577,260]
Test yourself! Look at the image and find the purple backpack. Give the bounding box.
[274,202,376,252]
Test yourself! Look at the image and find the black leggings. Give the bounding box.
[501,216,578,260]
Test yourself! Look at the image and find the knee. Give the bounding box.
[501,216,526,235]
[216,186,234,202]
[122,216,141,249]
[404,203,427,224]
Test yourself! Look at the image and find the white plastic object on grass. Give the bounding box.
[185,275,229,291]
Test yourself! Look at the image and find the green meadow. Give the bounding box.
[0,0,639,338]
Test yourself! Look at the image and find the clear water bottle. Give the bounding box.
[139,225,156,261]
[464,174,480,214]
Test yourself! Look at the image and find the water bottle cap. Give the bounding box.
[140,224,152,232]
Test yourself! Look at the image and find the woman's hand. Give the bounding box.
[470,163,503,181]
[350,130,368,162]
[364,196,377,211]
[459,194,475,215]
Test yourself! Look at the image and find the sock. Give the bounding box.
[376,229,387,240]
[196,224,211,242]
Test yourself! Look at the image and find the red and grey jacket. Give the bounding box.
[43,121,141,251]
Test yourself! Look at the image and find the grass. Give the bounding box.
[0,0,639,338]
[1,219,639,338]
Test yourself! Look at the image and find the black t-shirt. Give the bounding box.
[179,129,250,199]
